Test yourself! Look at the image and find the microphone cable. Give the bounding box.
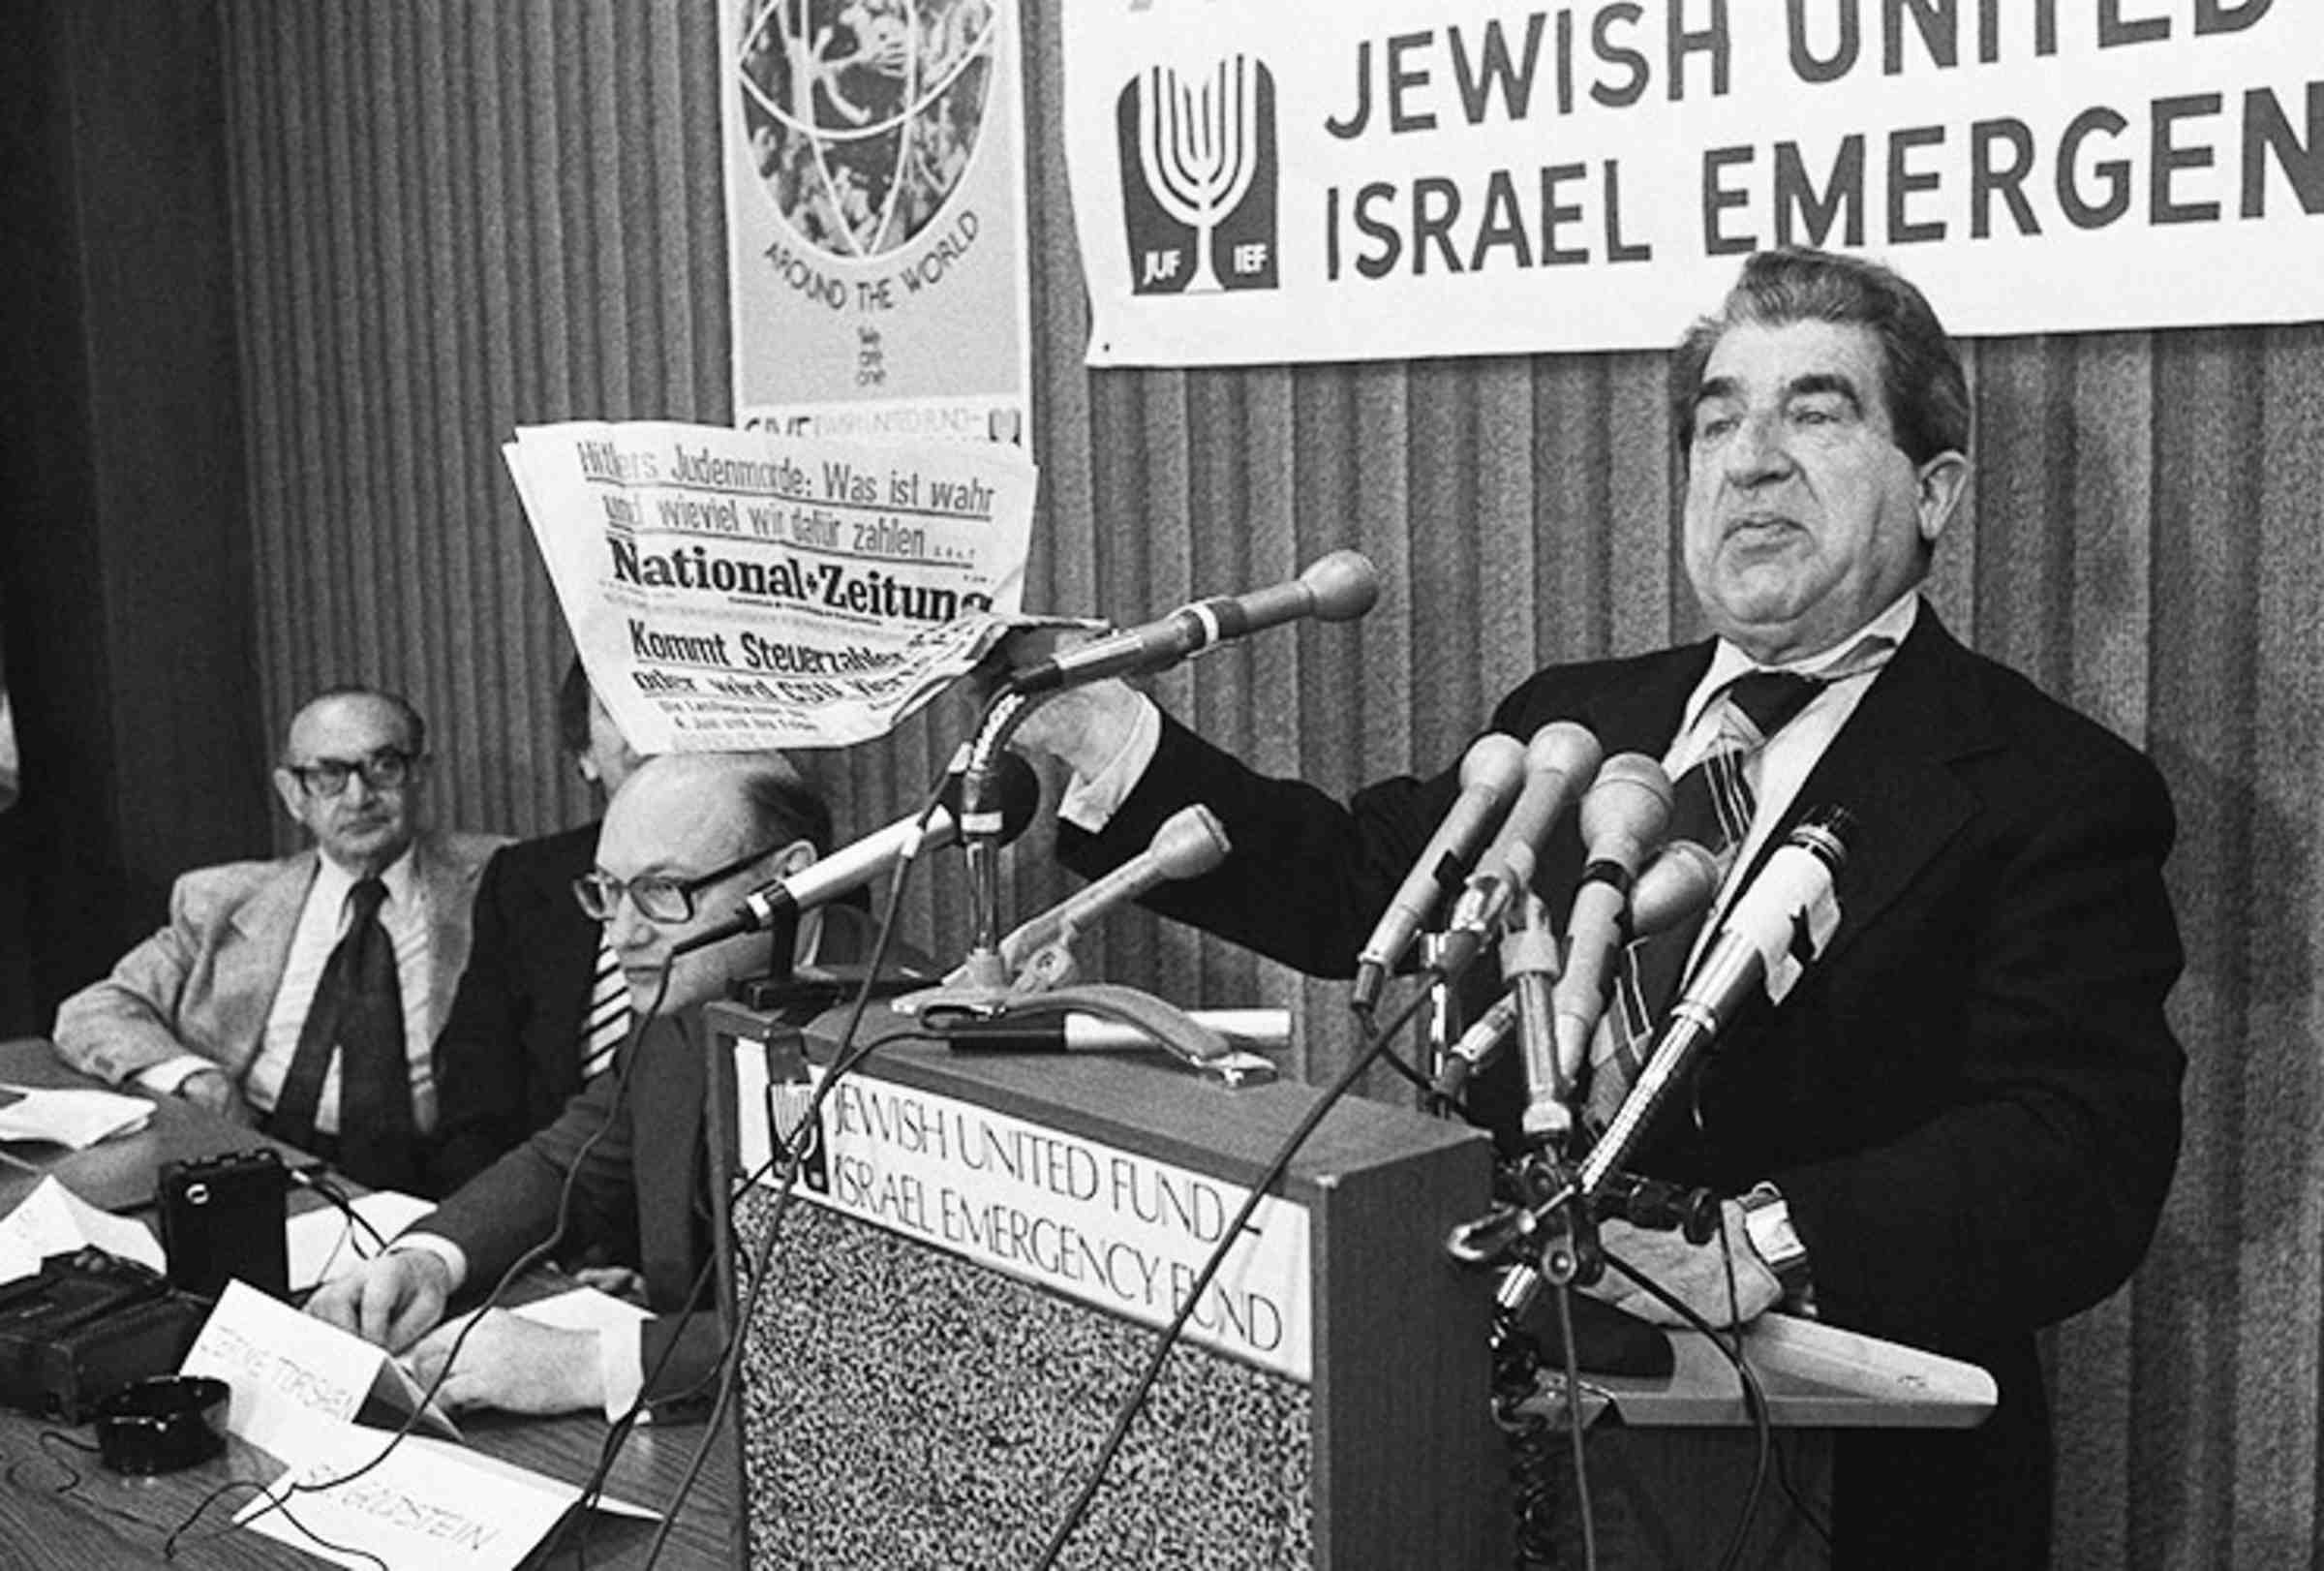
[1029,974,1445,1571]
[164,959,678,1560]
[630,759,958,1569]
[1596,1236,1774,1571]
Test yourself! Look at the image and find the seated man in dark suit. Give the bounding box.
[1006,248,2185,1568]
[51,686,505,1192]
[308,750,842,1418]
[428,659,647,1192]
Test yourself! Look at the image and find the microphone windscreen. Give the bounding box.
[1301,550,1382,622]
[940,749,1042,847]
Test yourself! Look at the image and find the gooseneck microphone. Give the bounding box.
[673,751,1042,956]
[1349,733,1528,1014]
[1006,551,1381,695]
[1576,806,1854,1197]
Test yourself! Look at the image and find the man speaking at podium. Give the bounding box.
[1006,248,2184,1568]
[309,751,835,1418]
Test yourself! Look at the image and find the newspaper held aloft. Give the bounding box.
[505,419,1037,752]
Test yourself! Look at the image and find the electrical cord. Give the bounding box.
[1030,978,1441,1571]
[1550,1283,1598,1571]
[628,762,952,1569]
[287,1164,390,1289]
[1596,1241,1773,1571]
[166,963,677,1560]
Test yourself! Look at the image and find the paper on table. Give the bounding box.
[511,1285,654,1334]
[0,1175,166,1282]
[0,1083,153,1149]
[232,1405,656,1571]
[286,1190,435,1292]
[182,1278,461,1451]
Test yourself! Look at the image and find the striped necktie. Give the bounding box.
[580,934,629,1081]
[1583,670,1824,1134]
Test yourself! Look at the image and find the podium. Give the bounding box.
[1520,1315,1997,1569]
[703,1000,1512,1570]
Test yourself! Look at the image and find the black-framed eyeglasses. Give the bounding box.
[572,843,780,925]
[286,749,419,798]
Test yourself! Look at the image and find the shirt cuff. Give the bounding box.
[386,1232,470,1295]
[598,1323,646,1423]
[1055,695,1163,832]
[136,1055,221,1097]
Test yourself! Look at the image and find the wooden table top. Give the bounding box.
[0,1037,739,1569]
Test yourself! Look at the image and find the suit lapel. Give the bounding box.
[1757,608,1997,975]
[632,1014,710,1303]
[412,833,475,1040]
[214,854,318,1068]
[1575,643,1714,759]
[1522,643,1714,906]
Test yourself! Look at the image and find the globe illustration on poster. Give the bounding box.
[735,0,996,261]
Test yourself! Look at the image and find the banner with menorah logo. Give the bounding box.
[1065,1,2324,367]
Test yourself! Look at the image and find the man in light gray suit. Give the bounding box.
[51,686,504,1191]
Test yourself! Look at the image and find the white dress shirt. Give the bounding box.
[138,845,441,1133]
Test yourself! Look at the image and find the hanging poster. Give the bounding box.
[722,0,1034,445]
[1063,0,2324,365]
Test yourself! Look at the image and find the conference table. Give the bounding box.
[0,1037,737,1570]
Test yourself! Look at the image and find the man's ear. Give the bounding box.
[775,839,817,881]
[270,766,305,820]
[1915,450,1971,546]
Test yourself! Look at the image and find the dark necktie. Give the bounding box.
[1583,670,1823,1133]
[271,877,414,1188]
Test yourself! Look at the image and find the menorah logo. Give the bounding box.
[1116,54,1279,295]
[763,1060,830,1193]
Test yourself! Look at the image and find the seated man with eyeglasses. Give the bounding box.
[51,686,507,1193]
[307,750,854,1418]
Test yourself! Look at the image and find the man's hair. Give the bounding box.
[286,684,428,759]
[738,755,834,857]
[1670,247,1971,468]
[555,656,593,758]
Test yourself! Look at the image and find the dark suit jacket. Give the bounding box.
[414,909,902,1414]
[423,1009,722,1411]
[1058,603,2186,1569]
[428,823,601,1193]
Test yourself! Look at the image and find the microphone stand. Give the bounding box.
[1413,932,1464,1092]
[899,690,1274,1087]
[952,686,1038,1001]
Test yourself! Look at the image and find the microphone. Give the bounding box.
[1430,836,1721,1103]
[1435,723,1604,976]
[995,804,1231,974]
[1577,806,1854,1196]
[675,751,1042,955]
[1006,550,1381,695]
[1349,733,1528,1013]
[1545,755,1674,1099]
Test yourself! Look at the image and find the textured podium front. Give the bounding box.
[707,1001,1509,1570]
[733,1189,1314,1569]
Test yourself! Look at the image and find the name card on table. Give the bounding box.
[734,1049,1316,1380]
[181,1278,458,1452]
[233,1406,656,1571]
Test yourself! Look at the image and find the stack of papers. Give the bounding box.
[0,1083,153,1149]
[0,1175,167,1282]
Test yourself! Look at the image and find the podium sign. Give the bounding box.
[705,1001,1509,1570]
